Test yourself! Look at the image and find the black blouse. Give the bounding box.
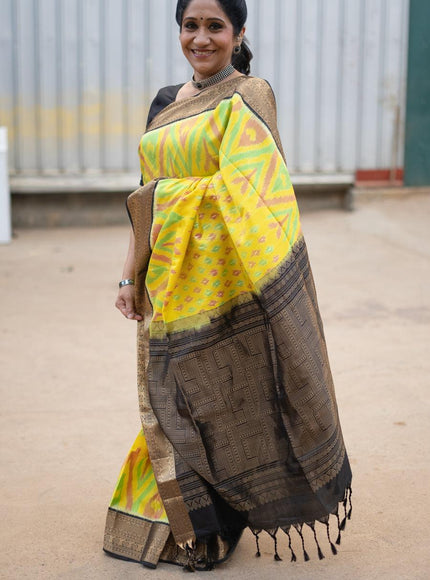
[146,84,184,127]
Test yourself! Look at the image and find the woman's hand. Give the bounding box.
[115,285,143,321]
[116,228,142,321]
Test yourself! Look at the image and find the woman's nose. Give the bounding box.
[194,28,211,46]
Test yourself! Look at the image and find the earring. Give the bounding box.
[233,45,241,54]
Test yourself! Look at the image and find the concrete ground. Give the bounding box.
[1,193,430,579]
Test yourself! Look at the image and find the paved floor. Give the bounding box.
[1,194,430,579]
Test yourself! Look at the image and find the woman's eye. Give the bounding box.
[183,21,223,32]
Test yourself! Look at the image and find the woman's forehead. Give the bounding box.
[183,0,228,21]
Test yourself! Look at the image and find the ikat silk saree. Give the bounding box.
[103,76,352,570]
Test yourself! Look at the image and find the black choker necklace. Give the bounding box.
[191,64,235,90]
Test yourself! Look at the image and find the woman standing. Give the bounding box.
[104,0,352,571]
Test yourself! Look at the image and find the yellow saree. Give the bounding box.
[103,76,352,570]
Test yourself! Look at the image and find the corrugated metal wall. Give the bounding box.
[0,0,409,177]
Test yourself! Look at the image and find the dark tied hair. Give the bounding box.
[176,0,253,75]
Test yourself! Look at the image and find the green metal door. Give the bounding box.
[404,0,430,186]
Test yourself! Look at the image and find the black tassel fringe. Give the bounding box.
[265,487,350,564]
[181,487,351,570]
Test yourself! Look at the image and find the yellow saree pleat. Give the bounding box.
[109,430,168,523]
[103,431,171,568]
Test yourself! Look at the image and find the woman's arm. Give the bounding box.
[115,228,143,321]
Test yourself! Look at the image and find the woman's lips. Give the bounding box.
[191,49,215,58]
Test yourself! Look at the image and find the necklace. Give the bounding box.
[191,63,235,90]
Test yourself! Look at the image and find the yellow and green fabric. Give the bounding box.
[109,430,167,523]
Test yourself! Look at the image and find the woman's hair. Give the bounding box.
[175,0,253,75]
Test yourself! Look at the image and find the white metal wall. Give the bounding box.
[0,0,409,176]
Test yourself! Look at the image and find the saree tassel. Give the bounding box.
[295,524,310,562]
[281,526,297,562]
[325,521,338,555]
[270,530,282,562]
[251,529,262,558]
[342,488,348,526]
[343,487,348,506]
[268,528,282,561]
[340,494,347,532]
[308,522,325,560]
[347,487,353,519]
[336,487,352,539]
[334,506,342,544]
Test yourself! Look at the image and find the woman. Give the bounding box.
[104,0,352,571]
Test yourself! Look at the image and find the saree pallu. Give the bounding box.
[103,76,352,570]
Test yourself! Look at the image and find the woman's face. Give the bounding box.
[179,0,244,81]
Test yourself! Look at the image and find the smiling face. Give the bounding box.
[179,0,244,81]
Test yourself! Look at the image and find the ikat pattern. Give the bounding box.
[139,94,301,328]
[109,430,168,523]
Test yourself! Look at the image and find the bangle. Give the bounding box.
[119,278,135,288]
